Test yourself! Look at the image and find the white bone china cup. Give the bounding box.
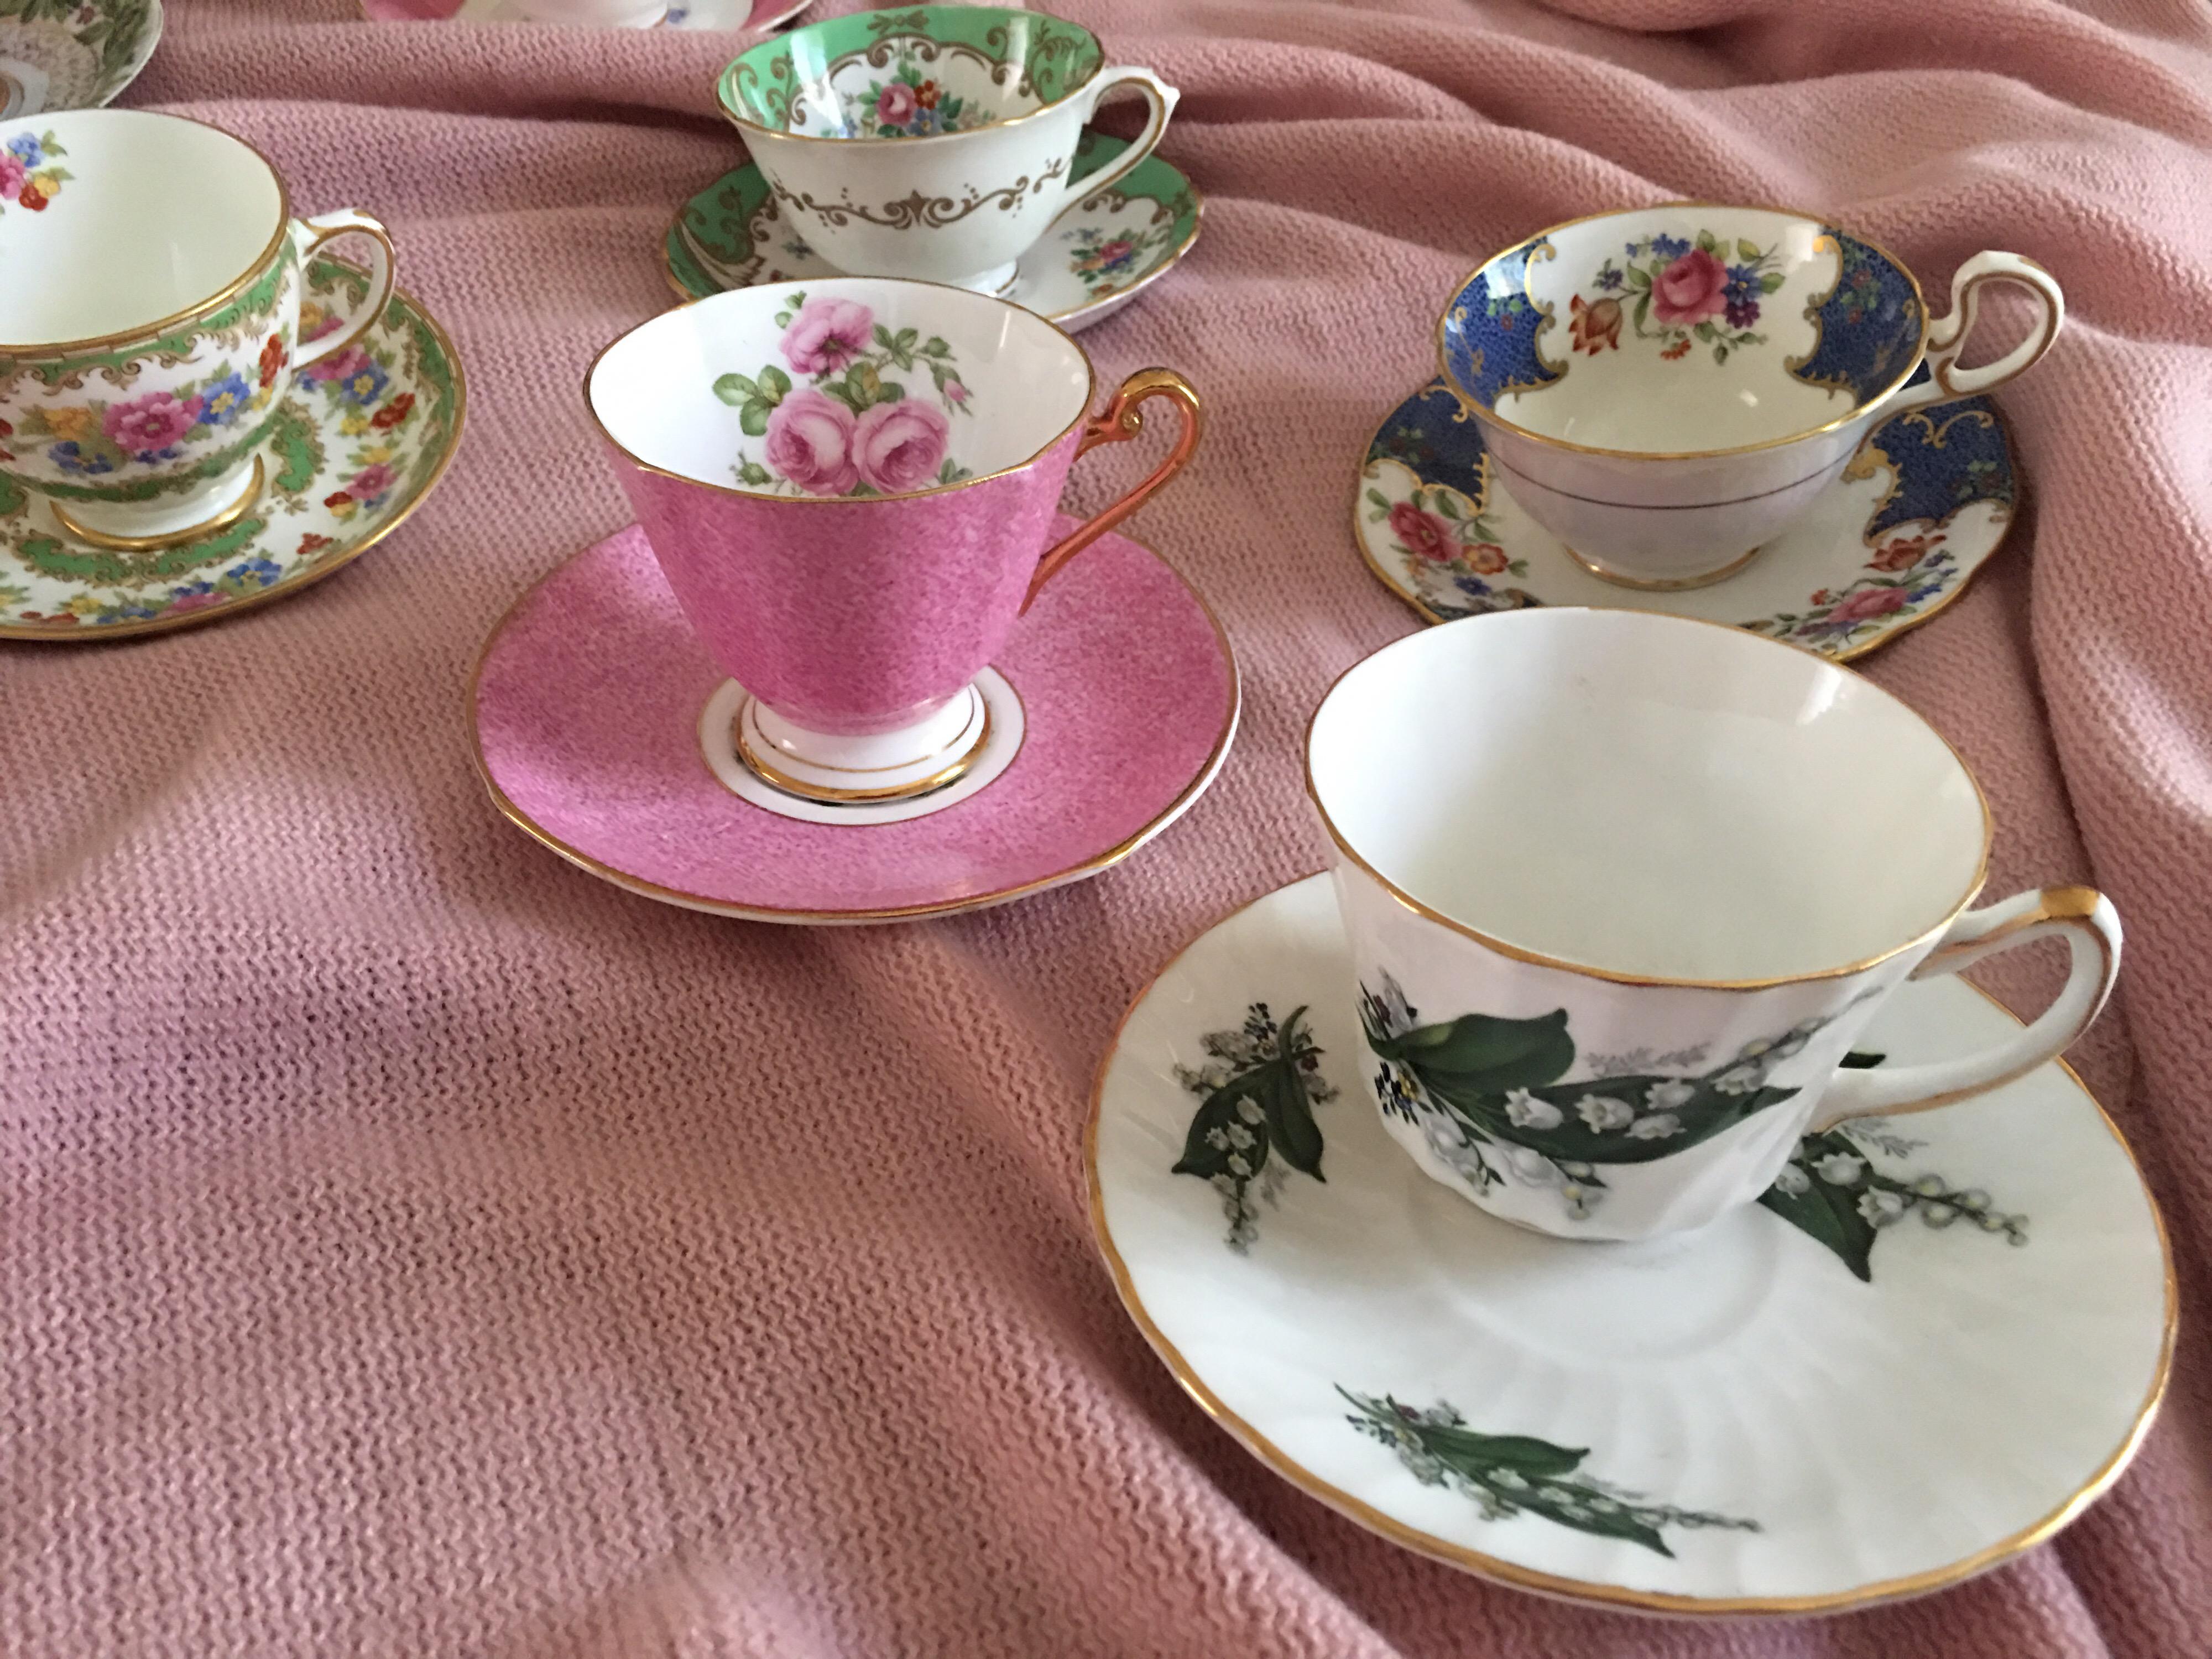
[1308,607,2121,1243]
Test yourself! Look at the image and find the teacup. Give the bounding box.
[717,6,1177,293]
[1308,607,2121,1243]
[587,276,1201,804]
[1437,204,2063,589]
[0,108,395,550]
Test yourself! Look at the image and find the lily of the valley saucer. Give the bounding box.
[356,0,810,28]
[468,520,1237,923]
[1354,376,2016,660]
[664,131,1202,334]
[0,259,465,641]
[0,0,161,116]
[1091,874,2172,1613]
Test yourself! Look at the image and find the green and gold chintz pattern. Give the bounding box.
[0,258,462,637]
[0,244,298,502]
[722,6,1104,137]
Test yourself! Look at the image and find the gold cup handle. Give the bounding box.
[291,210,398,372]
[1020,368,1203,613]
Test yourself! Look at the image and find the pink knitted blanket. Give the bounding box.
[6,1,2208,1652]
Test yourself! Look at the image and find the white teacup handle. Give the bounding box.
[291,210,398,372]
[1065,66,1179,205]
[1810,886,2121,1130]
[1885,251,2063,413]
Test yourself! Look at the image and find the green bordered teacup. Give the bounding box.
[0,108,395,551]
[718,5,1178,293]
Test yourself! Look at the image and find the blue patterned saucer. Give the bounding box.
[1353,372,2016,661]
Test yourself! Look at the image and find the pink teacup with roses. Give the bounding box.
[587,277,1201,806]
[1437,204,2063,588]
[0,109,395,551]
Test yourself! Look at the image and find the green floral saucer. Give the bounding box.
[664,129,1202,332]
[1354,375,2017,661]
[0,0,161,116]
[1091,874,2173,1613]
[0,258,465,641]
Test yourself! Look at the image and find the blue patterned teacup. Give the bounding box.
[1436,205,2060,590]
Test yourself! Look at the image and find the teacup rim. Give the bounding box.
[1303,607,1994,992]
[0,108,294,359]
[716,3,1104,148]
[1433,200,1932,463]
[584,273,1098,505]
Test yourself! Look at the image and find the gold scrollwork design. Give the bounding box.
[770,157,1066,231]
[1517,236,1567,390]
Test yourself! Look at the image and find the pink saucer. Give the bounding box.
[469,520,1239,922]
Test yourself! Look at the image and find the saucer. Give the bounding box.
[356,0,809,28]
[0,0,161,115]
[468,519,1238,923]
[1353,377,2016,661]
[663,130,1202,333]
[1089,874,2172,1613]
[0,258,465,641]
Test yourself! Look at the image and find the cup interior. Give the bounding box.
[1440,206,1925,455]
[1308,609,1987,983]
[589,277,1092,500]
[720,5,1103,139]
[0,111,285,349]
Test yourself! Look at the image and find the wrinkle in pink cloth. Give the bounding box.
[3,1,2209,1656]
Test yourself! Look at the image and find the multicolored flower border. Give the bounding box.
[0,257,466,641]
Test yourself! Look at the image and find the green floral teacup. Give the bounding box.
[0,108,395,550]
[718,5,1178,293]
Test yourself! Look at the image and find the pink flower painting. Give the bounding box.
[103,391,204,454]
[853,399,948,495]
[1651,248,1730,327]
[764,389,859,496]
[780,297,873,377]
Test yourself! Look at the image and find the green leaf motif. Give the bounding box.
[1171,1004,1339,1251]
[1760,1093,2029,1281]
[1340,1389,1758,1557]
[758,365,791,400]
[738,400,771,437]
[1760,271,1786,294]
[1736,238,1762,260]
[712,372,757,405]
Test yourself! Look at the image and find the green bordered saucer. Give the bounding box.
[1354,377,2017,662]
[0,258,466,642]
[664,129,1202,333]
[0,0,162,115]
[1089,874,2173,1614]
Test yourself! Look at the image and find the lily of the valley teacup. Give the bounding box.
[587,276,1201,805]
[0,108,395,550]
[717,5,1178,294]
[1308,607,2121,1243]
[1437,204,2063,589]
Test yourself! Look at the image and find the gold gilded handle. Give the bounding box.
[1021,367,1203,612]
[291,210,398,372]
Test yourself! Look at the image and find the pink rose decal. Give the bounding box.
[780,296,874,377]
[853,398,949,495]
[1386,501,1454,562]
[347,462,397,500]
[764,389,859,495]
[1651,247,1729,327]
[103,391,205,453]
[1827,586,1910,624]
[0,155,24,202]
[876,81,919,127]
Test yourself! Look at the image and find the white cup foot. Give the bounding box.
[47,453,265,552]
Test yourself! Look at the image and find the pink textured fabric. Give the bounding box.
[473,521,1234,912]
[4,2,2209,1655]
